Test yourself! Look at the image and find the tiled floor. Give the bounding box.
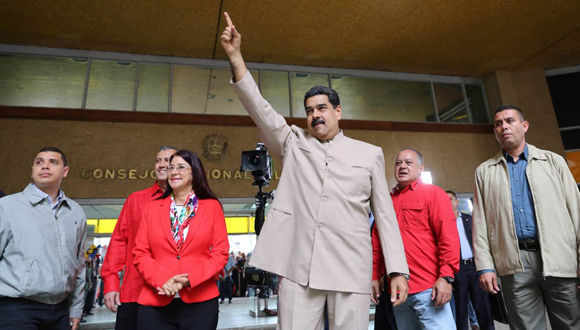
[82,296,280,330]
[82,295,372,329]
[82,297,514,330]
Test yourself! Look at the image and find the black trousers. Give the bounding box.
[137,297,219,330]
[0,297,69,330]
[219,276,233,302]
[374,277,398,330]
[453,262,495,330]
[115,302,138,330]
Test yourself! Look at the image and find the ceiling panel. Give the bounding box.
[1,0,579,76]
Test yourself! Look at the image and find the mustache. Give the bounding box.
[311,118,325,127]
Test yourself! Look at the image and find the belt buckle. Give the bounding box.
[521,239,538,251]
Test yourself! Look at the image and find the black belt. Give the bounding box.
[461,258,474,265]
[0,296,22,302]
[518,239,540,251]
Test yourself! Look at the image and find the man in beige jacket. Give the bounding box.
[473,105,580,329]
[221,12,409,330]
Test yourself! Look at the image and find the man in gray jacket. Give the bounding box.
[0,147,87,330]
[473,105,580,329]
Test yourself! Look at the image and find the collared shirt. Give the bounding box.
[101,182,164,302]
[456,214,474,260]
[32,184,64,214]
[504,144,537,240]
[373,179,459,294]
[473,144,580,278]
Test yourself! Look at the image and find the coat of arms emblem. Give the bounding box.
[202,134,228,161]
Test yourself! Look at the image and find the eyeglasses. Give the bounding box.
[167,165,190,173]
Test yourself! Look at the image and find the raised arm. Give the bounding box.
[221,12,247,83]
[221,11,292,159]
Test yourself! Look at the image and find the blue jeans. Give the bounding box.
[468,299,478,326]
[393,288,456,329]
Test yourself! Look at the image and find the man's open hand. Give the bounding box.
[104,291,120,312]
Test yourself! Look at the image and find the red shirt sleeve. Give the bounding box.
[101,196,132,294]
[372,224,386,280]
[429,188,460,277]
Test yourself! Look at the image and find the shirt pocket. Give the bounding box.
[19,257,57,297]
[345,162,372,198]
[400,202,427,231]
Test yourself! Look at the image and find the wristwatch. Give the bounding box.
[389,272,410,281]
[442,276,454,284]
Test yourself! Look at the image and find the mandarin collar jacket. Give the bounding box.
[232,72,408,294]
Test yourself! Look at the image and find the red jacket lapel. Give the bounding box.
[156,199,178,252]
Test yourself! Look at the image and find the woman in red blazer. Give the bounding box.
[133,149,229,330]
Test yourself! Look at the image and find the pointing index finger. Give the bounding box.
[224,12,233,28]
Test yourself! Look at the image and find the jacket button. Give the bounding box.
[177,255,180,260]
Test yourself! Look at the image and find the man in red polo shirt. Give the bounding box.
[101,146,176,330]
[372,147,459,329]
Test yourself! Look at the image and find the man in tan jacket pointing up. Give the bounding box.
[221,12,409,330]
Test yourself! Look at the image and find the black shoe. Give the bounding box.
[220,300,224,304]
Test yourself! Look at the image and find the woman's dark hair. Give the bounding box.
[158,149,219,201]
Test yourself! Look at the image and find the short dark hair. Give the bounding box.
[445,190,457,198]
[399,147,423,165]
[303,85,340,109]
[36,147,67,166]
[494,104,524,121]
[158,149,219,201]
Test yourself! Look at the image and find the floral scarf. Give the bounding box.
[170,191,199,250]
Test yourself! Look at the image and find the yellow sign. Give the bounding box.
[87,216,258,235]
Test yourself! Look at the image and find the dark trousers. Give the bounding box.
[137,298,219,330]
[115,302,138,330]
[453,262,495,330]
[239,276,247,297]
[83,280,97,315]
[0,297,69,330]
[374,281,398,330]
[219,276,233,302]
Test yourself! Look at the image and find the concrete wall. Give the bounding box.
[0,118,497,198]
[0,67,565,199]
[486,68,565,155]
